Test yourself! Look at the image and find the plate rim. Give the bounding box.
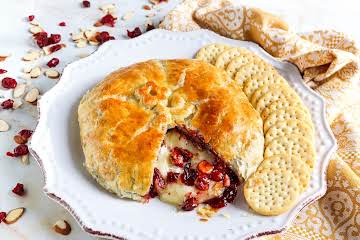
[29,29,337,240]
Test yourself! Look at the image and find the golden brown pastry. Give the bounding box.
[78,59,264,208]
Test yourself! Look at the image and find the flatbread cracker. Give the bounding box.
[195,43,230,64]
[244,168,300,216]
[243,72,287,98]
[263,107,313,133]
[234,59,276,86]
[255,85,301,114]
[215,47,254,69]
[257,155,311,192]
[226,55,258,79]
[264,134,316,168]
[265,119,314,144]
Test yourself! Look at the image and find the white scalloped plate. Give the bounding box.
[29,29,336,240]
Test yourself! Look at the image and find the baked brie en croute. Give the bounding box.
[78,59,264,210]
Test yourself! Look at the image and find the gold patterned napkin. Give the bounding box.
[160,1,360,239]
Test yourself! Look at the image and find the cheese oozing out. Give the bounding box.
[154,130,225,206]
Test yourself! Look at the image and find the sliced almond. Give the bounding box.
[42,44,66,55]
[30,19,40,26]
[29,26,43,34]
[88,41,99,46]
[76,39,87,48]
[100,3,116,14]
[21,154,30,165]
[29,67,41,78]
[78,53,90,58]
[122,11,134,21]
[20,74,31,81]
[13,83,27,98]
[0,55,10,62]
[22,51,41,61]
[53,220,71,235]
[45,69,60,79]
[13,99,23,109]
[24,88,40,103]
[71,32,85,41]
[84,29,96,40]
[23,66,33,73]
[4,207,25,224]
[0,119,10,132]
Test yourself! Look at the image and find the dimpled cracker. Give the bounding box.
[244,168,300,216]
[226,55,258,79]
[263,107,313,133]
[264,134,316,169]
[257,155,311,192]
[255,85,300,114]
[265,119,314,144]
[250,83,289,106]
[243,71,286,98]
[261,98,307,120]
[215,47,254,69]
[234,59,276,86]
[195,43,230,64]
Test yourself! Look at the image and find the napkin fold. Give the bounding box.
[160,1,360,239]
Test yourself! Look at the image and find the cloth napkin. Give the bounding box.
[160,1,360,239]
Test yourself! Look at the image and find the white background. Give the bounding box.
[0,0,359,239]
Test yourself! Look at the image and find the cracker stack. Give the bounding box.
[195,44,316,216]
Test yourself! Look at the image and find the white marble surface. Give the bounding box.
[0,0,359,239]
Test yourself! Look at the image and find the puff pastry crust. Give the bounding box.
[78,59,264,201]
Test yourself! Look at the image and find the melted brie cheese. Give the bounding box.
[154,130,224,206]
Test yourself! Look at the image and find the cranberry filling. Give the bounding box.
[170,147,193,167]
[180,162,197,186]
[148,168,166,198]
[166,172,180,183]
[181,197,198,211]
[194,174,209,191]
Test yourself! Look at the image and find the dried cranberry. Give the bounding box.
[170,147,193,167]
[1,99,14,109]
[222,185,238,203]
[95,31,115,44]
[2,77,17,89]
[181,197,198,211]
[153,168,166,191]
[100,14,117,27]
[19,129,33,139]
[28,15,35,21]
[14,135,27,144]
[225,167,240,186]
[146,24,155,32]
[49,34,61,44]
[166,172,180,183]
[214,161,226,171]
[205,197,226,209]
[0,212,6,223]
[127,27,142,38]
[12,183,25,196]
[82,0,90,8]
[194,174,209,191]
[59,22,66,27]
[181,162,197,186]
[209,170,224,182]
[34,32,49,48]
[47,58,59,68]
[0,69,7,74]
[49,44,62,53]
[13,144,29,157]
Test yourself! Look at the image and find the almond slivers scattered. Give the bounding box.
[53,220,71,235]
[4,207,25,224]
[45,69,60,79]
[0,119,10,132]
[24,88,40,103]
[22,51,41,61]
[29,66,42,78]
[13,83,27,98]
